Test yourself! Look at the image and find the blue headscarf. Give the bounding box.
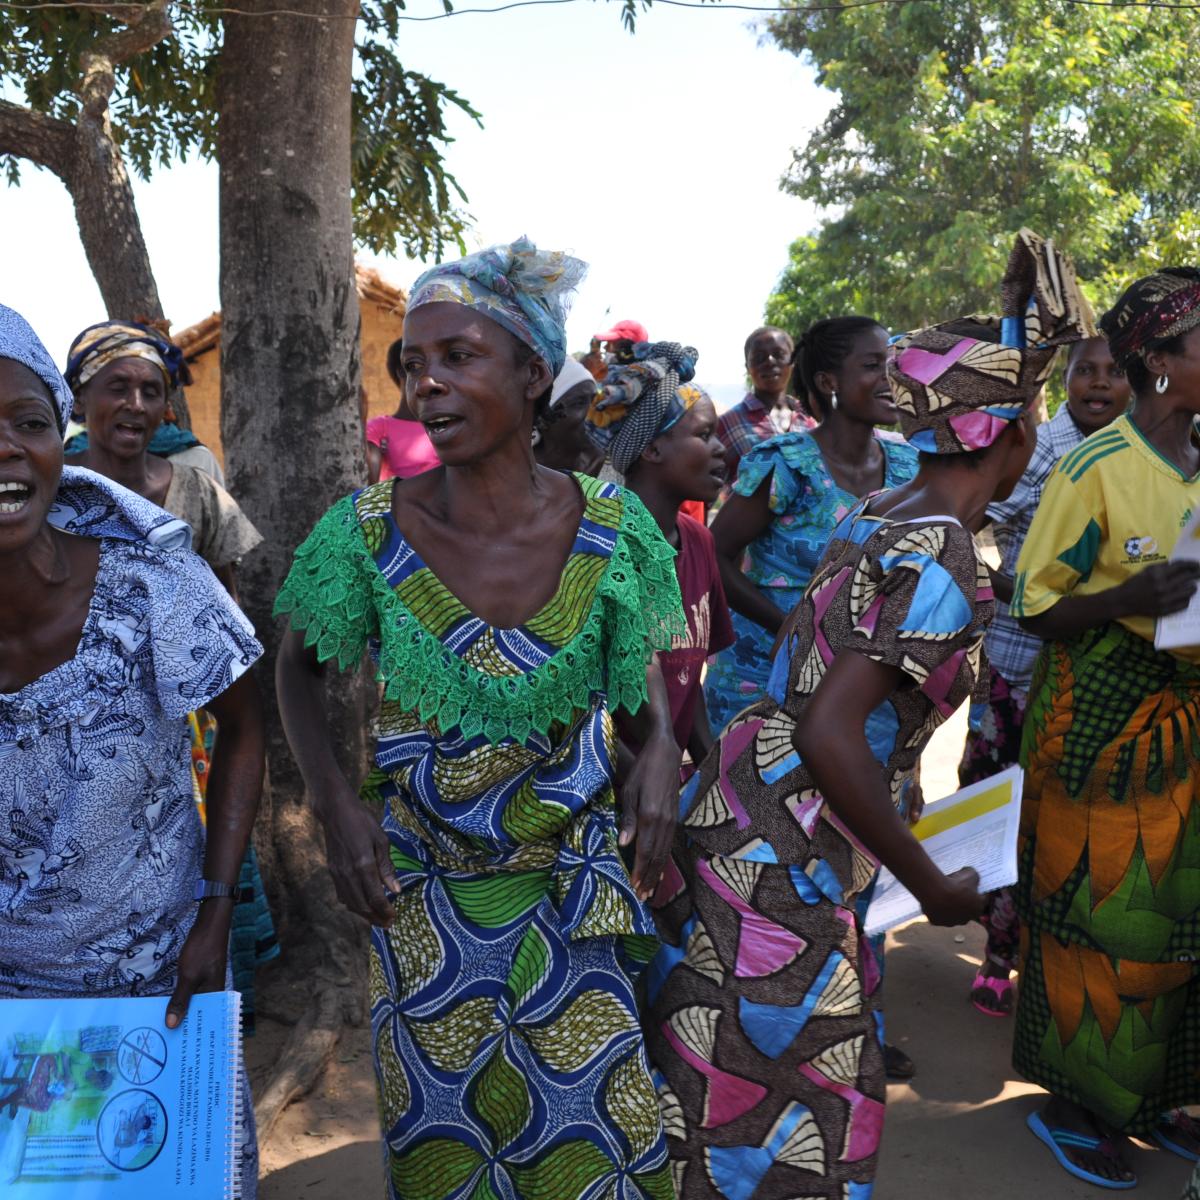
[407,237,586,376]
[0,303,76,431]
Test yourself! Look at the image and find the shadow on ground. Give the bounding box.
[878,920,1191,1200]
[260,1140,380,1198]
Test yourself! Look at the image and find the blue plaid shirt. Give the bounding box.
[985,405,1088,690]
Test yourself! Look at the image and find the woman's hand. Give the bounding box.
[1023,560,1200,640]
[615,659,681,901]
[277,629,398,927]
[316,781,400,927]
[916,866,985,927]
[1117,560,1200,618]
[619,730,681,901]
[166,900,233,1029]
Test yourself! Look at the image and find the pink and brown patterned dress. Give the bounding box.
[645,500,993,1199]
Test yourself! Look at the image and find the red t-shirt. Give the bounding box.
[659,513,735,751]
[366,414,441,480]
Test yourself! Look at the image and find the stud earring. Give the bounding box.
[1156,374,1169,395]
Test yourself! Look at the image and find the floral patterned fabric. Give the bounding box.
[715,393,813,486]
[704,431,918,733]
[407,236,586,376]
[647,503,993,1198]
[276,474,684,1200]
[0,467,262,1195]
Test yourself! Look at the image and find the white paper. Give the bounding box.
[864,765,1023,939]
[1155,507,1200,651]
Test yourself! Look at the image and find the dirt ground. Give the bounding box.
[248,707,1195,1199]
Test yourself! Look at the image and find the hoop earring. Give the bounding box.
[1156,374,1169,395]
[830,391,839,411]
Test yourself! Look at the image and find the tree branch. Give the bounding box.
[0,101,74,179]
[78,1,174,117]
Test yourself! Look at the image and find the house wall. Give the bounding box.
[180,298,406,469]
[183,349,222,464]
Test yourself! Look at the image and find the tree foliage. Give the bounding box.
[764,0,1200,335]
[0,1,478,260]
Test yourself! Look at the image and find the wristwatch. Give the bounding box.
[193,879,237,902]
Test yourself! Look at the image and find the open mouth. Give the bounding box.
[114,421,146,438]
[0,481,32,514]
[423,415,463,440]
[1083,397,1112,413]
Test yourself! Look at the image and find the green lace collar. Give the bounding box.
[276,474,684,745]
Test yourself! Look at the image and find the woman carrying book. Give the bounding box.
[0,305,264,1196]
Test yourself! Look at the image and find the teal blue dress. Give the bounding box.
[704,431,919,732]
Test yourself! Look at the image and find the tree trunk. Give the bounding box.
[217,0,370,1135]
[62,105,192,428]
[66,114,164,325]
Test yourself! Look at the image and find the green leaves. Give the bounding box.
[0,2,476,259]
[3,1,649,263]
[351,40,479,261]
[765,0,1200,335]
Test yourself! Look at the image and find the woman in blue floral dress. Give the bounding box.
[705,318,918,732]
[0,306,264,1194]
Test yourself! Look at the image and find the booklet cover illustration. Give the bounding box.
[0,991,241,1198]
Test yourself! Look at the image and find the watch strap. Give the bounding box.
[193,879,237,902]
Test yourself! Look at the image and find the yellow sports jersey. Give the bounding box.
[1012,414,1200,661]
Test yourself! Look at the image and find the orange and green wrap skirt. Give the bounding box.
[1015,622,1200,1134]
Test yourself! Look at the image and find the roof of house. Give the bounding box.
[173,263,407,360]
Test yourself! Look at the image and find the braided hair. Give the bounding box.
[792,316,884,419]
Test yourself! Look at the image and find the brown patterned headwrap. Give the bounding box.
[889,229,1096,454]
[1098,267,1200,371]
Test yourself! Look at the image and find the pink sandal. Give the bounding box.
[970,970,1013,1017]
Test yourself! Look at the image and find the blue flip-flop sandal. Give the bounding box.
[1154,1117,1200,1162]
[1026,1111,1137,1190]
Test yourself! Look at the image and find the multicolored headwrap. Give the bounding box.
[407,237,586,376]
[0,303,75,431]
[587,341,702,473]
[64,320,185,394]
[889,229,1096,454]
[1099,267,1200,371]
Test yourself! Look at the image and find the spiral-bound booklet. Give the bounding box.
[0,991,242,1198]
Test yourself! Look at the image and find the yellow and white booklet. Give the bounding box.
[864,765,1023,939]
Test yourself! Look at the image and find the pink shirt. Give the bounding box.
[366,415,440,480]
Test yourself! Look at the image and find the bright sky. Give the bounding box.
[4,2,831,409]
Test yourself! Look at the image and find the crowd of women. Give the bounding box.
[1,229,1198,1200]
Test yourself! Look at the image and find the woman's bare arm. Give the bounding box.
[710,477,788,636]
[276,627,398,927]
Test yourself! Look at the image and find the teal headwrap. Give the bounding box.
[407,237,586,376]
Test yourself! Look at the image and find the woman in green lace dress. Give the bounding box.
[276,239,685,1200]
